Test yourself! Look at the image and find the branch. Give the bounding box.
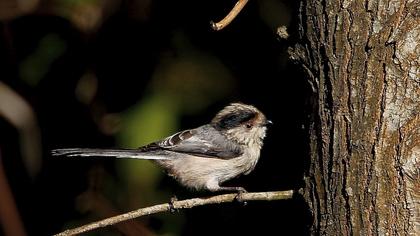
[55,190,294,236]
[211,0,249,31]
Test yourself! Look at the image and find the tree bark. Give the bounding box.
[291,0,419,235]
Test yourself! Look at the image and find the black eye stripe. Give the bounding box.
[217,111,256,130]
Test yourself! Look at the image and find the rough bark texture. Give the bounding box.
[290,0,419,235]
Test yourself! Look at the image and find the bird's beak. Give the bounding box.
[264,120,273,126]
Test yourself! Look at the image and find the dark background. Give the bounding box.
[0,0,310,235]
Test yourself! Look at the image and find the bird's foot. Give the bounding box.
[234,187,248,206]
[169,196,178,213]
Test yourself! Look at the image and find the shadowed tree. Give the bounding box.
[290,0,419,234]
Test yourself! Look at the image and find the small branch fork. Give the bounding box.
[55,190,293,236]
[211,0,249,31]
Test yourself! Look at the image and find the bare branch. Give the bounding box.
[55,190,294,236]
[211,0,249,31]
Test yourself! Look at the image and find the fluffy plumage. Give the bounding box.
[52,103,271,192]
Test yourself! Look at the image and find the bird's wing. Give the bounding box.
[140,126,243,160]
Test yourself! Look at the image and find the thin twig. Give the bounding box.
[211,0,249,31]
[55,190,294,236]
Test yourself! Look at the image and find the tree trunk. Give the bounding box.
[291,0,419,235]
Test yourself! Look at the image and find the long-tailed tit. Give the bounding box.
[52,103,271,193]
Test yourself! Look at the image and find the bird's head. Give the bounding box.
[211,103,271,147]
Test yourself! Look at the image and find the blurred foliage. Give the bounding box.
[149,31,235,113]
[0,0,39,20]
[75,71,98,105]
[20,33,67,86]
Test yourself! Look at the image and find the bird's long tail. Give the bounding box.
[51,148,169,160]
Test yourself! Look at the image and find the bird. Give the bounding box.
[52,103,271,194]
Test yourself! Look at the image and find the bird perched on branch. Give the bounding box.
[52,103,271,194]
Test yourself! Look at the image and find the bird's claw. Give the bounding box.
[169,196,178,213]
[234,188,248,206]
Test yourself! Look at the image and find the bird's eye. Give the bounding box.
[246,124,252,129]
